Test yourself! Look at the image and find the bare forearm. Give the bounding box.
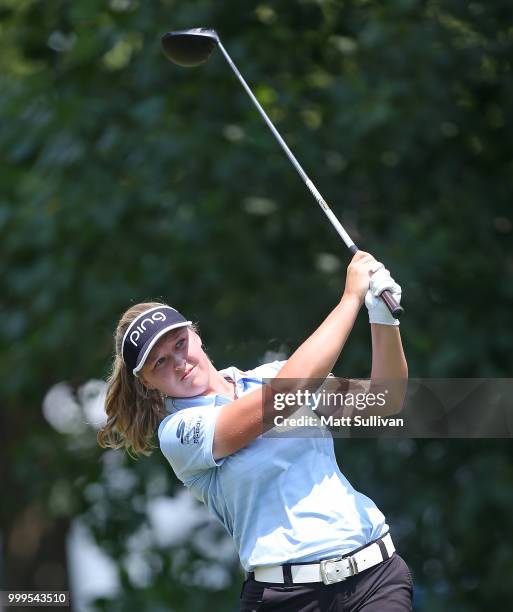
[370,324,408,379]
[278,294,362,380]
[368,324,408,414]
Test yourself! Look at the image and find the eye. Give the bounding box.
[176,338,185,349]
[154,357,166,369]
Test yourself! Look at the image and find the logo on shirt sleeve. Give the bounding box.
[176,416,203,445]
[176,420,186,444]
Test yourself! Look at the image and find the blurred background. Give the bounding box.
[1,0,513,610]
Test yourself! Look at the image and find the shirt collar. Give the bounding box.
[165,366,243,413]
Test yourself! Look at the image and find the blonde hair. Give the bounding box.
[98,301,197,457]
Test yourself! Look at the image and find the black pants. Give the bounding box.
[239,553,413,611]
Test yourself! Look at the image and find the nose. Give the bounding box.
[175,358,187,373]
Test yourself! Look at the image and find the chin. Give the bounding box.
[183,372,208,394]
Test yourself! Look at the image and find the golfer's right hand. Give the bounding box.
[342,251,381,304]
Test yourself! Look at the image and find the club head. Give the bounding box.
[161,28,219,67]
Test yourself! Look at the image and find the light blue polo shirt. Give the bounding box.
[158,360,388,572]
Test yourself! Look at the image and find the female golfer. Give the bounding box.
[99,251,412,611]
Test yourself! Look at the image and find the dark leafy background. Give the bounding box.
[1,1,512,610]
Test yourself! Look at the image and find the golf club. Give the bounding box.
[161,28,404,318]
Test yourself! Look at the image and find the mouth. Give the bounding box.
[181,365,195,381]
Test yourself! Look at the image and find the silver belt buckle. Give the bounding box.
[319,554,358,585]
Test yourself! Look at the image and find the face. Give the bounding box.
[139,327,212,398]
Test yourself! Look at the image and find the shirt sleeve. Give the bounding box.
[158,404,226,484]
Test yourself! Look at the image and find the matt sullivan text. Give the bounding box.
[274,415,405,428]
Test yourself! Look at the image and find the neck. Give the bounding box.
[207,362,236,399]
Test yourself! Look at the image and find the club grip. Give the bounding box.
[348,245,404,318]
[380,289,404,319]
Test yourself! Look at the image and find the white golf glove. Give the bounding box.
[365,263,402,326]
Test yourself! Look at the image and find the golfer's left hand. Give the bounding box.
[365,263,402,326]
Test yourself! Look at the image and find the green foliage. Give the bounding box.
[2,1,513,610]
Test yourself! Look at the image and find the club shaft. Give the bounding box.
[215,38,403,318]
[216,40,357,252]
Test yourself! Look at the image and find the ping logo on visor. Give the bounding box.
[129,310,167,347]
[121,305,192,376]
